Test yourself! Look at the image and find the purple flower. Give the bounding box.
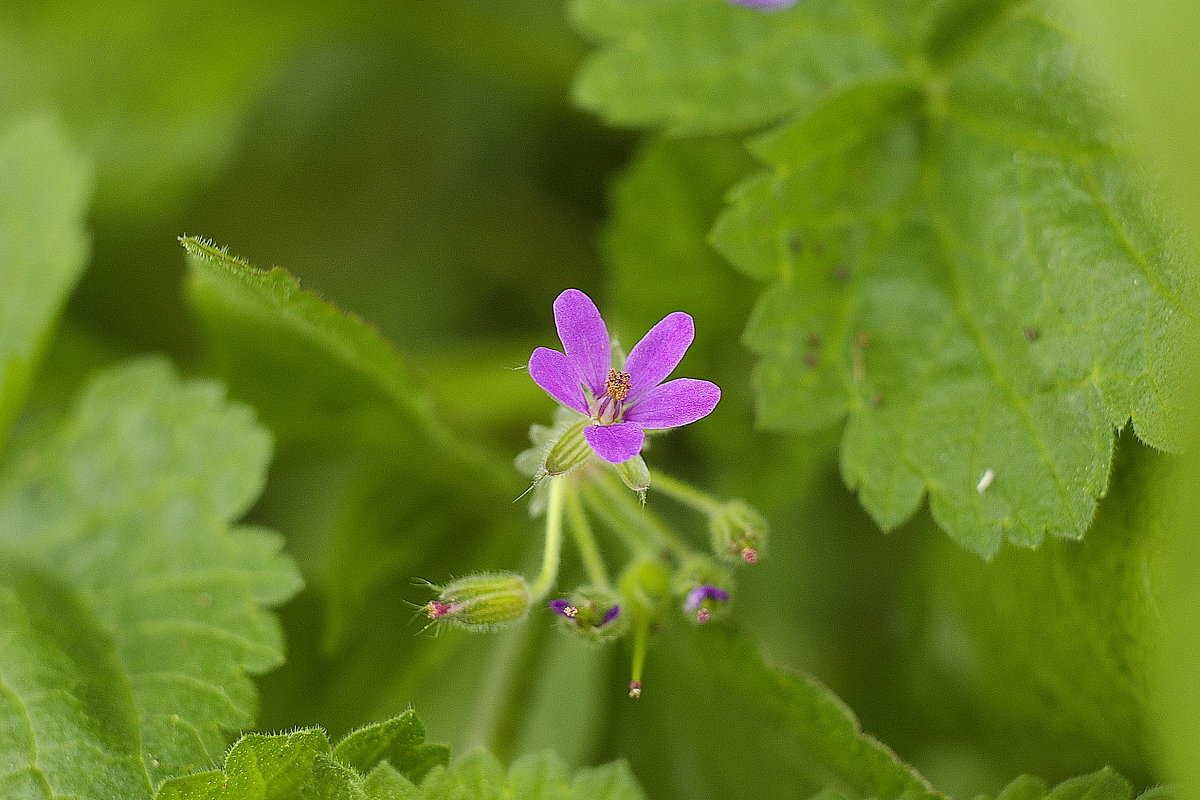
[684,584,730,624]
[550,598,621,627]
[529,289,721,464]
[729,0,799,10]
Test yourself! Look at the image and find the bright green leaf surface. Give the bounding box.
[333,710,449,785]
[0,358,300,798]
[983,768,1143,800]
[0,115,91,449]
[155,720,646,800]
[154,729,332,800]
[571,0,902,136]
[575,0,1195,553]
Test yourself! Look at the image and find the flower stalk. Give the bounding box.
[419,288,766,696]
[528,476,566,601]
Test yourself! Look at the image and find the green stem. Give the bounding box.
[594,470,691,559]
[565,484,611,590]
[648,468,723,516]
[628,612,650,698]
[529,476,565,601]
[580,482,653,557]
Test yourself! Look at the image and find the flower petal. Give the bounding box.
[622,311,694,402]
[625,378,720,429]
[554,288,611,396]
[584,423,645,464]
[529,347,589,414]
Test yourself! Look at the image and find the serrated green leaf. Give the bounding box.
[304,755,371,800]
[181,235,511,654]
[363,763,420,800]
[575,0,1194,552]
[984,768,1134,800]
[709,7,1190,554]
[569,762,646,800]
[0,115,91,449]
[0,358,300,799]
[181,236,503,486]
[571,0,901,136]
[333,710,449,785]
[154,728,331,800]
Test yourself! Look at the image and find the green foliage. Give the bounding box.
[903,440,1160,784]
[612,626,939,800]
[0,358,300,799]
[982,768,1149,800]
[182,236,511,654]
[154,712,644,800]
[0,1,318,218]
[573,0,1194,555]
[0,115,91,449]
[333,712,449,784]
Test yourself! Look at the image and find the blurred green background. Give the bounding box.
[5,1,1194,799]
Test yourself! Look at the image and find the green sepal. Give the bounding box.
[425,572,531,631]
[615,453,651,495]
[543,418,592,476]
[710,499,768,564]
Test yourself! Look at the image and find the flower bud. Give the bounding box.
[618,559,671,613]
[548,586,628,643]
[542,419,593,476]
[710,500,768,564]
[423,572,531,631]
[616,454,650,494]
[671,555,733,624]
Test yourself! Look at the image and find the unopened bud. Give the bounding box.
[710,500,768,564]
[671,556,733,624]
[615,454,650,494]
[548,586,627,643]
[423,572,531,631]
[543,419,592,476]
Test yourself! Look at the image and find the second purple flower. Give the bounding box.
[529,289,721,464]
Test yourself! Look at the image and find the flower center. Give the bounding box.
[593,369,632,424]
[604,369,631,401]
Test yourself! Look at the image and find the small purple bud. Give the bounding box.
[548,587,627,641]
[629,680,642,698]
[601,604,621,627]
[684,584,730,624]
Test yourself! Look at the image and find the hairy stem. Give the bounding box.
[529,476,565,600]
[565,483,612,589]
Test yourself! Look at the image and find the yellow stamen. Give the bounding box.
[604,369,631,401]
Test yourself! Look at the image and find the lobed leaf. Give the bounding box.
[0,358,301,799]
[0,114,91,449]
[574,0,1195,553]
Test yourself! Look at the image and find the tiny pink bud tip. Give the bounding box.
[425,600,453,619]
[697,608,711,624]
[628,680,642,698]
[741,547,758,564]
